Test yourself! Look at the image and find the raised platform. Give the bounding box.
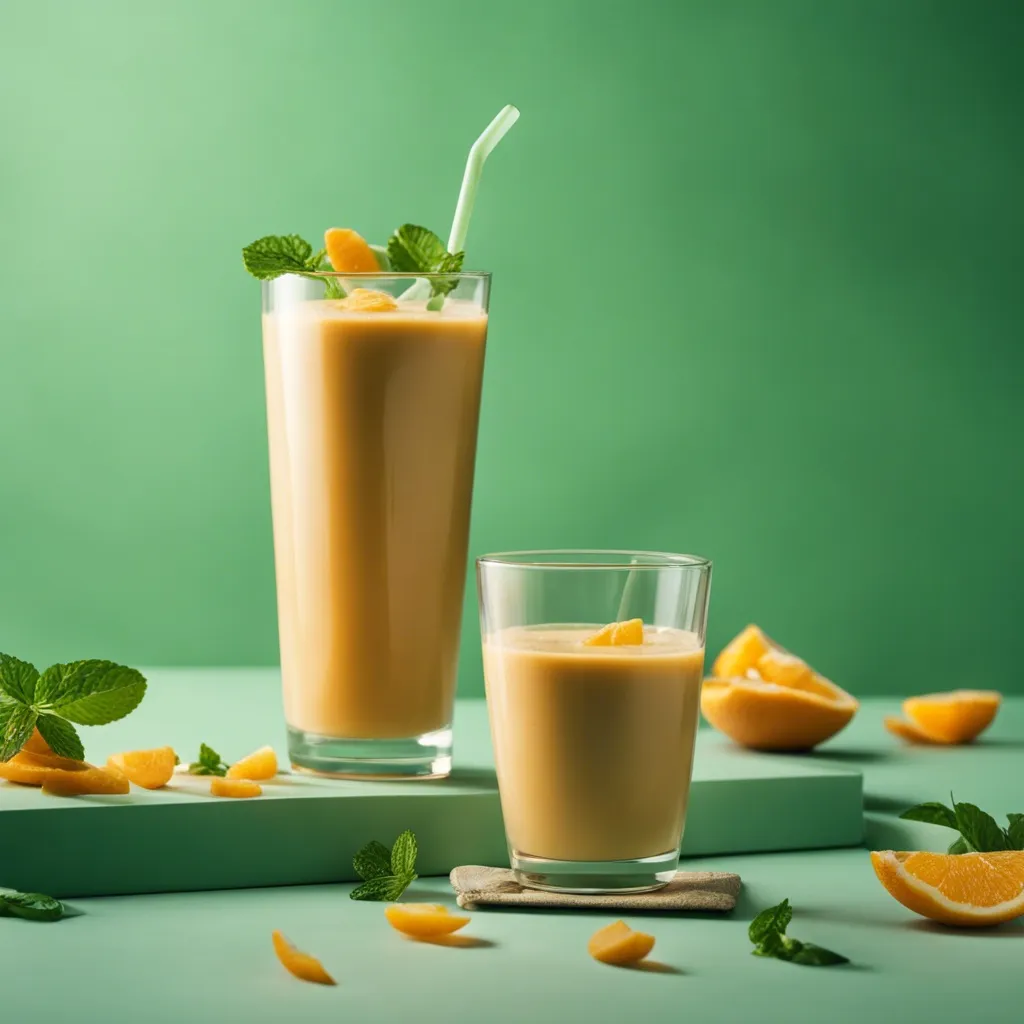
[0,669,863,897]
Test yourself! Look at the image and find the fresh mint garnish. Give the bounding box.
[0,889,65,922]
[350,829,418,901]
[386,224,464,307]
[241,234,346,298]
[187,743,230,777]
[900,796,1022,852]
[749,899,849,967]
[0,653,147,762]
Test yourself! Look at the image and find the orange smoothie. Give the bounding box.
[483,625,705,862]
[263,298,487,740]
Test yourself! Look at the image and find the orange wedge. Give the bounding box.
[871,850,1024,927]
[226,745,278,781]
[41,765,130,796]
[895,690,1001,745]
[107,746,177,789]
[384,904,470,939]
[712,624,772,678]
[210,777,262,798]
[884,717,943,745]
[583,618,644,646]
[324,228,379,273]
[588,920,656,965]
[271,930,336,985]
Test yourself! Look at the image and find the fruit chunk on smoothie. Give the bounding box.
[583,618,644,646]
[588,920,656,965]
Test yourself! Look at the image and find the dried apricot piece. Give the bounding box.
[337,287,398,312]
[226,745,278,781]
[588,920,656,965]
[210,777,262,798]
[583,618,644,646]
[324,227,379,273]
[41,765,130,796]
[384,903,470,939]
[107,746,177,789]
[271,930,336,985]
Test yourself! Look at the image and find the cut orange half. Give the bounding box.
[871,850,1024,927]
[900,690,1001,744]
[271,930,336,985]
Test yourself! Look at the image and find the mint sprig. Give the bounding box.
[0,654,147,762]
[350,829,418,901]
[241,235,346,298]
[0,888,65,922]
[187,743,230,777]
[749,899,849,967]
[386,224,464,308]
[900,796,1023,852]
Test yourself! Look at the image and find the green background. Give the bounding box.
[0,0,1021,696]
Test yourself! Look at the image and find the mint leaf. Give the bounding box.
[790,942,849,966]
[387,225,448,274]
[349,872,416,902]
[0,654,40,705]
[900,802,957,831]
[749,898,792,945]
[34,714,84,761]
[242,234,317,279]
[353,840,392,881]
[0,703,38,762]
[323,277,346,300]
[188,743,229,777]
[390,829,417,876]
[1006,814,1024,851]
[954,800,1009,853]
[0,890,64,922]
[948,836,971,855]
[35,661,146,726]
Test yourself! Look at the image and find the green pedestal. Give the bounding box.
[0,669,862,897]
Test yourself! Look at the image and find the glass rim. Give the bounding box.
[476,549,712,571]
[301,270,491,281]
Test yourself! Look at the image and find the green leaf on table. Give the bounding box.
[242,234,318,279]
[748,898,792,945]
[353,840,393,881]
[36,661,146,725]
[1005,814,1024,850]
[349,873,416,902]
[0,889,65,922]
[748,899,849,967]
[954,800,1009,853]
[900,802,958,831]
[188,743,230,777]
[0,654,39,706]
[789,942,850,966]
[0,703,38,762]
[390,830,418,876]
[34,714,84,761]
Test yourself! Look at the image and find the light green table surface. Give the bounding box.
[4,698,1022,1023]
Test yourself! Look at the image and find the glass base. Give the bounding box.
[287,725,452,780]
[511,848,679,894]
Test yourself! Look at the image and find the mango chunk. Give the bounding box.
[226,745,278,781]
[272,930,336,985]
[583,618,645,647]
[337,287,398,312]
[41,765,131,796]
[210,777,262,798]
[588,920,656,965]
[712,624,772,678]
[384,903,471,939]
[107,746,177,789]
[324,227,379,273]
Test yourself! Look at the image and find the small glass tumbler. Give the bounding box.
[478,550,712,893]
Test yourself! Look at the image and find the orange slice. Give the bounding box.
[384,904,470,939]
[210,777,262,798]
[712,624,772,678]
[271,930,336,985]
[884,716,944,745]
[900,690,1001,744]
[106,746,176,789]
[588,920,656,965]
[701,675,858,751]
[226,745,278,781]
[871,850,1024,927]
[41,765,130,796]
[324,227,379,273]
[583,618,644,646]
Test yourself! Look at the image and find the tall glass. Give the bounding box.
[478,550,712,892]
[262,272,489,778]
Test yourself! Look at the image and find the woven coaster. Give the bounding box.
[449,865,741,911]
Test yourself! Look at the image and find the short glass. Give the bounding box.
[262,271,490,778]
[478,550,712,893]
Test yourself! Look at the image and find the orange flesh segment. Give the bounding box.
[884,716,944,744]
[756,650,836,698]
[337,287,397,312]
[210,777,262,798]
[226,745,278,781]
[871,850,1024,926]
[384,903,471,939]
[902,690,1001,744]
[588,920,656,965]
[324,227,379,273]
[41,765,130,796]
[271,930,336,985]
[10,749,92,773]
[712,624,772,678]
[583,618,644,647]
[106,746,177,789]
[22,728,54,755]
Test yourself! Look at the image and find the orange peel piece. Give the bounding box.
[384,903,471,939]
[271,930,336,985]
[106,746,177,789]
[324,227,379,273]
[210,777,262,798]
[588,920,656,965]
[583,618,644,647]
[226,745,278,781]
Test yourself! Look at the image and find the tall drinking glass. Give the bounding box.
[478,550,712,892]
[262,272,489,778]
